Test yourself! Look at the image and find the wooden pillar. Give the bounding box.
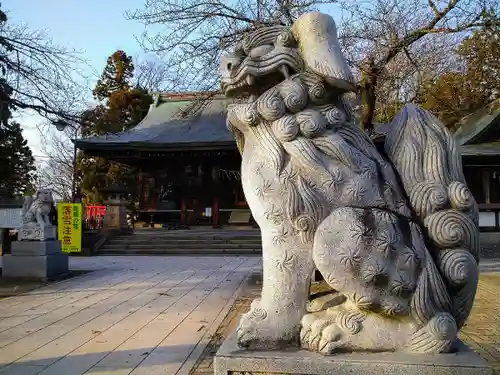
[138,169,144,208]
[0,228,8,255]
[483,169,491,204]
[211,164,220,228]
[212,198,220,228]
[180,199,187,228]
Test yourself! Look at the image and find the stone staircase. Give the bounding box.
[98,227,262,255]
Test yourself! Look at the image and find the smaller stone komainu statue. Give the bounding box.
[220,12,480,354]
[22,189,54,227]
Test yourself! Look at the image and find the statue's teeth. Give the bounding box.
[246,75,254,85]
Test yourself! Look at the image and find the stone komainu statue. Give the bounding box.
[22,189,54,226]
[220,12,479,354]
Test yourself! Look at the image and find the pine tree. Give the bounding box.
[78,50,152,204]
[0,122,37,196]
[0,7,36,197]
[92,51,134,102]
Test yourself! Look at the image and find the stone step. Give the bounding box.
[110,236,261,243]
[97,229,263,255]
[108,240,262,247]
[99,247,261,255]
[101,243,262,250]
[122,233,261,237]
[132,229,259,236]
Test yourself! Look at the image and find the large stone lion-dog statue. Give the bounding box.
[22,189,54,226]
[220,12,479,354]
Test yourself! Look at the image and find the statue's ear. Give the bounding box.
[291,12,355,93]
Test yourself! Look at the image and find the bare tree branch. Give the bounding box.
[125,0,498,130]
[0,10,90,124]
[126,0,338,93]
[337,0,499,130]
[133,55,170,92]
[36,123,76,201]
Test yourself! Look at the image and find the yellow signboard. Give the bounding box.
[57,203,82,253]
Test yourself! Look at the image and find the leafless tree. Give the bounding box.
[134,54,170,92]
[127,0,498,130]
[126,0,338,93]
[338,0,500,130]
[0,6,89,124]
[36,124,76,201]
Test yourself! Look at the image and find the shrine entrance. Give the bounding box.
[134,149,251,228]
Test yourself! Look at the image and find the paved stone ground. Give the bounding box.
[1,254,500,375]
[0,256,260,375]
[460,273,500,374]
[189,265,500,375]
[188,274,261,375]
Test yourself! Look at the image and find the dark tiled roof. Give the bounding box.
[453,99,500,145]
[76,92,500,156]
[461,142,500,156]
[75,95,236,151]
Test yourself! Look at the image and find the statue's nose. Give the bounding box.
[220,55,242,79]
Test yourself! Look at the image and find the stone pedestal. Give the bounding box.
[102,190,129,231]
[18,225,56,241]
[2,240,68,279]
[214,332,492,375]
[103,203,127,229]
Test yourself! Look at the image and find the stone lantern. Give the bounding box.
[101,184,132,232]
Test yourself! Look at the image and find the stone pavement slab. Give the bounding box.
[460,273,500,374]
[2,255,500,375]
[189,268,500,375]
[0,255,260,375]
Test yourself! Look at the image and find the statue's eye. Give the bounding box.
[248,44,274,58]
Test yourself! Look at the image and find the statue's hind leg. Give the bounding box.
[303,207,458,354]
[303,207,415,353]
[237,229,315,349]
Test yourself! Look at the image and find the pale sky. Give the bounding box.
[3,0,148,159]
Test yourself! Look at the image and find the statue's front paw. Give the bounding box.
[236,302,299,349]
[236,322,260,349]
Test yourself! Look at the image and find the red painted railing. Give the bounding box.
[84,205,106,231]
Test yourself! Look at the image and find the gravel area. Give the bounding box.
[480,241,500,259]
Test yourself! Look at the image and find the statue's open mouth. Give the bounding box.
[222,64,297,102]
[221,48,303,102]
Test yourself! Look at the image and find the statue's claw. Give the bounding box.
[301,311,345,354]
[318,324,344,354]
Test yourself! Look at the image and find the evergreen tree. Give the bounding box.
[0,122,37,195]
[78,50,152,204]
[0,8,37,196]
[93,51,134,101]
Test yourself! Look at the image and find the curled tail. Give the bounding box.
[384,104,479,330]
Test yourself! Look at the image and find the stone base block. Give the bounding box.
[18,225,56,241]
[2,242,68,279]
[11,240,62,256]
[214,331,492,375]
